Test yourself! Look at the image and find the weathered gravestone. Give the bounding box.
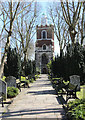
[0,79,7,100]
[69,75,80,90]
[5,76,16,87]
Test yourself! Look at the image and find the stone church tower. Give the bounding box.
[35,15,54,73]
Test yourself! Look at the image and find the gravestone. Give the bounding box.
[69,75,80,90]
[5,76,16,87]
[0,79,7,100]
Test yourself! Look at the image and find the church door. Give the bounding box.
[42,68,47,74]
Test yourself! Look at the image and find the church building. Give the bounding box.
[35,15,54,74]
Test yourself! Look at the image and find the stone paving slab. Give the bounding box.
[1,74,66,119]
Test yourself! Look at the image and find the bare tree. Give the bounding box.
[48,3,70,57]
[0,0,34,79]
[60,1,82,45]
[12,2,41,66]
[77,3,84,45]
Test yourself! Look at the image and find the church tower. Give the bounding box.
[35,14,54,73]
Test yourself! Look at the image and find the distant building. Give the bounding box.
[35,15,54,74]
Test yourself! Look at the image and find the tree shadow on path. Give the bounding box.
[2,107,66,119]
[27,89,56,95]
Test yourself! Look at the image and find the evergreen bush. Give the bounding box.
[23,60,36,76]
[4,47,21,79]
[48,43,85,84]
[7,87,19,98]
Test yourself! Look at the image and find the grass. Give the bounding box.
[1,76,6,82]
[21,76,26,81]
[63,80,69,85]
[52,78,61,80]
[77,85,85,100]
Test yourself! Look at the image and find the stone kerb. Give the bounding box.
[0,79,7,100]
[5,76,16,87]
[70,75,80,90]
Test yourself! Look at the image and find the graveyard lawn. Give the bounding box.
[77,85,85,99]
[1,76,6,82]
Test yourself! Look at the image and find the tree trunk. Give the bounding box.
[0,35,11,79]
[69,28,77,45]
[60,48,63,59]
[22,52,28,75]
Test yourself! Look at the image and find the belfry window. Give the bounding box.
[42,30,47,39]
[43,31,46,38]
[43,45,46,50]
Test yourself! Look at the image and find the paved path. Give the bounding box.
[2,74,66,119]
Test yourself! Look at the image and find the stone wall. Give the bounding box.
[35,50,53,73]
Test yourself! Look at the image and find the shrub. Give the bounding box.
[67,99,85,120]
[7,87,19,98]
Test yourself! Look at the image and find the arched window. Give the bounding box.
[41,30,47,39]
[42,54,48,64]
[43,31,46,39]
[43,44,46,50]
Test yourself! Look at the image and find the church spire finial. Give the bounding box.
[41,13,47,26]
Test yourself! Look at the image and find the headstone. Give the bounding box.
[69,75,80,90]
[0,79,7,100]
[5,76,16,87]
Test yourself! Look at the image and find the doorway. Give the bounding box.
[42,68,47,74]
